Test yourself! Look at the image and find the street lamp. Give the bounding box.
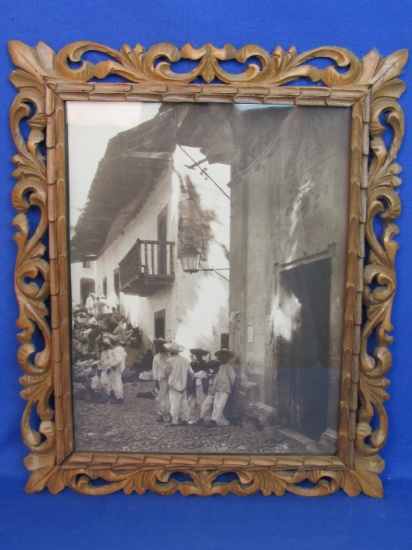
[179,242,229,280]
[179,243,201,274]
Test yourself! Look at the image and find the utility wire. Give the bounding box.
[178,145,230,200]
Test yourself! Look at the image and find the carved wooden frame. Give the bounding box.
[9,40,407,497]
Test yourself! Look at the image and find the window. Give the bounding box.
[221,333,229,349]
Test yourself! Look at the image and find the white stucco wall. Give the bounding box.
[90,144,230,357]
[172,146,230,353]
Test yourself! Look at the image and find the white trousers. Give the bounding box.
[169,387,189,424]
[188,386,205,416]
[200,392,229,423]
[91,375,102,391]
[109,368,123,399]
[101,371,112,396]
[211,392,229,422]
[157,378,170,416]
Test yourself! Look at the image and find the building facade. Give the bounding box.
[228,106,351,448]
[70,104,230,354]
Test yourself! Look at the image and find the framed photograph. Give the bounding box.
[9,40,407,496]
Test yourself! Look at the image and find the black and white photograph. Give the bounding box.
[67,101,350,455]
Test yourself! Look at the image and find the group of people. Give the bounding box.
[73,295,142,355]
[153,339,238,428]
[72,300,141,403]
[72,297,241,426]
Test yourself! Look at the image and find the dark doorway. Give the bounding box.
[157,206,168,275]
[80,278,95,308]
[278,257,332,440]
[154,309,166,339]
[221,333,229,349]
[114,269,120,297]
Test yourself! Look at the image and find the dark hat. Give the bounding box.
[189,348,209,357]
[214,349,234,361]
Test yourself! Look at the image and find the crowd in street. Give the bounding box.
[152,340,239,428]
[72,293,141,404]
[72,294,242,427]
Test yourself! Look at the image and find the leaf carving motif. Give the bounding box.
[20,461,384,498]
[7,40,408,86]
[357,48,407,468]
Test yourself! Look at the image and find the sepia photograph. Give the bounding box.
[67,101,350,456]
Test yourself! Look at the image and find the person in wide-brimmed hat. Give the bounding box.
[214,349,235,361]
[152,338,172,422]
[87,317,103,354]
[198,349,237,428]
[112,317,128,345]
[188,348,209,420]
[99,338,126,404]
[99,338,114,398]
[189,348,209,358]
[85,292,95,313]
[163,341,193,426]
[93,295,106,319]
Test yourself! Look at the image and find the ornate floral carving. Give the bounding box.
[357,49,406,464]
[8,40,407,497]
[21,454,385,497]
[9,40,406,87]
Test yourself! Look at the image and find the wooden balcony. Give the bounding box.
[119,240,175,297]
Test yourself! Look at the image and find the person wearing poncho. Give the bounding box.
[199,349,236,427]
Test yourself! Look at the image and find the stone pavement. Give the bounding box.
[73,380,306,455]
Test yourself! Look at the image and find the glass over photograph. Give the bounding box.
[67,101,350,455]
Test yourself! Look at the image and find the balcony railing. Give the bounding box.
[119,239,175,296]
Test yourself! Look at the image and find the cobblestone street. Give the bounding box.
[73,380,305,455]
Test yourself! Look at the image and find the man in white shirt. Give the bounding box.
[152,338,171,422]
[110,343,127,403]
[100,338,126,403]
[164,342,194,426]
[93,296,106,319]
[85,292,95,313]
